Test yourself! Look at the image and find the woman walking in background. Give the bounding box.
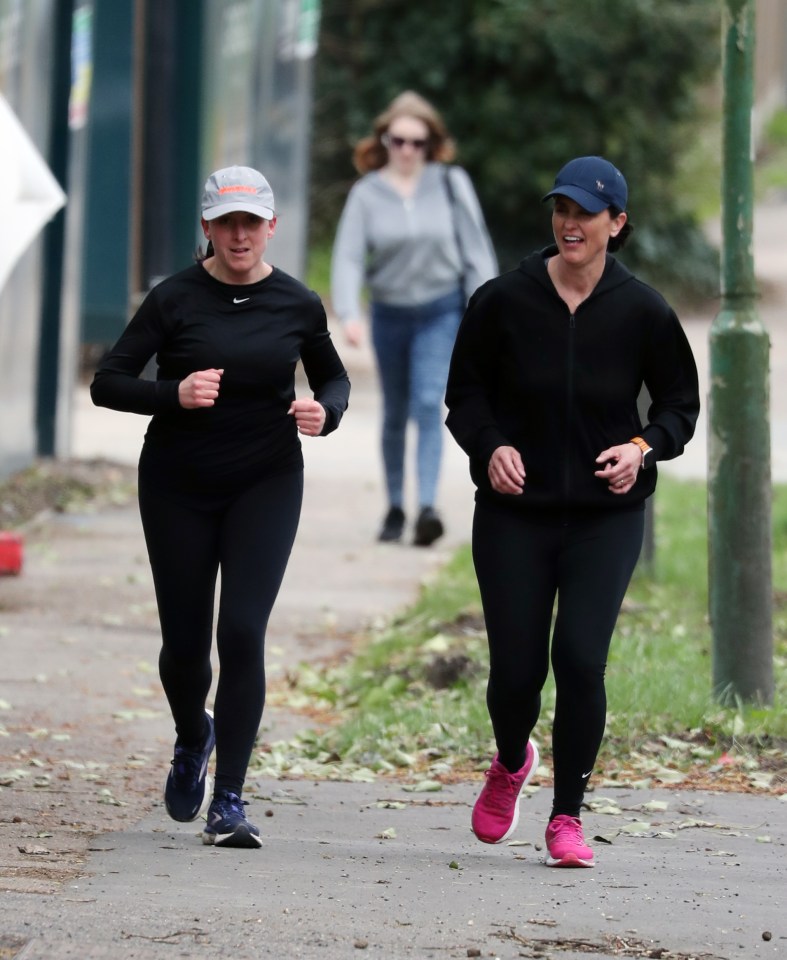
[331,90,497,546]
[91,166,350,848]
[446,156,699,867]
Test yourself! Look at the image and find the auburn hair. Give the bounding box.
[352,90,456,174]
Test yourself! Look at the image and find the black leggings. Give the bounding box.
[138,469,303,797]
[472,500,644,818]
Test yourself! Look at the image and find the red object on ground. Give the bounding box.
[0,532,23,575]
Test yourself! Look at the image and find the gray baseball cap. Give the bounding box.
[201,166,275,221]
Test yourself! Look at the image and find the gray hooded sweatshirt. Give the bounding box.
[330,163,498,323]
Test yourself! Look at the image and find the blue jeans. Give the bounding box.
[371,289,463,510]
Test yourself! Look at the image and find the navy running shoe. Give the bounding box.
[164,710,215,822]
[202,791,262,848]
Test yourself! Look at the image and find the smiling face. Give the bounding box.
[201,211,277,284]
[551,196,627,271]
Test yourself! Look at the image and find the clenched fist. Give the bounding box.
[179,368,224,409]
[288,398,326,436]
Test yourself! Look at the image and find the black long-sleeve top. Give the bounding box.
[445,247,699,512]
[91,264,350,492]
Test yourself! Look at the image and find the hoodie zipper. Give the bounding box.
[564,311,576,502]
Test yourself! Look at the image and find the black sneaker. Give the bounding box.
[164,710,215,822]
[202,791,262,848]
[378,506,405,542]
[413,507,444,546]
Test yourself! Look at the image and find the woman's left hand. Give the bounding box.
[288,398,326,436]
[594,442,643,494]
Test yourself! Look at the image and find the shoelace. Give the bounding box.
[170,745,205,788]
[212,792,248,820]
[551,815,584,845]
[483,766,521,812]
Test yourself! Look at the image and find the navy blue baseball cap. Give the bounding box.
[542,156,628,213]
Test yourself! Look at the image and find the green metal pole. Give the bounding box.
[708,0,773,705]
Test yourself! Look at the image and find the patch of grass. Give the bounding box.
[766,107,787,145]
[757,108,787,197]
[607,480,713,740]
[304,241,332,302]
[674,103,723,223]
[264,477,786,791]
[674,104,787,222]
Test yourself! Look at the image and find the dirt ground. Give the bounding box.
[0,465,172,894]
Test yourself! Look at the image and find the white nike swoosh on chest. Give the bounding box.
[233,297,250,304]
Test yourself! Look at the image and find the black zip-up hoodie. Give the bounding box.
[445,246,700,512]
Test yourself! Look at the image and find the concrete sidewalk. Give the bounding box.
[1,201,785,959]
[8,781,787,959]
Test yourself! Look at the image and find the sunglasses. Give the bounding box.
[383,133,428,151]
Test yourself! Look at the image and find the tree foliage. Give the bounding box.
[310,0,720,299]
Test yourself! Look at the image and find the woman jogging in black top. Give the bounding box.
[91,166,350,848]
[445,156,699,868]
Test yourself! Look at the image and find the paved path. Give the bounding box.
[6,781,785,959]
[0,201,785,958]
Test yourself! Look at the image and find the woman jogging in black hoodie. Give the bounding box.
[445,156,699,868]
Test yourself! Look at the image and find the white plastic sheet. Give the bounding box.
[0,92,67,294]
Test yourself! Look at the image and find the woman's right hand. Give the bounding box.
[343,319,364,347]
[178,368,224,409]
[488,445,526,495]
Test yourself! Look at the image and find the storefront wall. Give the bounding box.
[0,0,58,476]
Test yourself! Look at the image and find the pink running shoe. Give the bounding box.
[471,740,539,844]
[545,814,595,867]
